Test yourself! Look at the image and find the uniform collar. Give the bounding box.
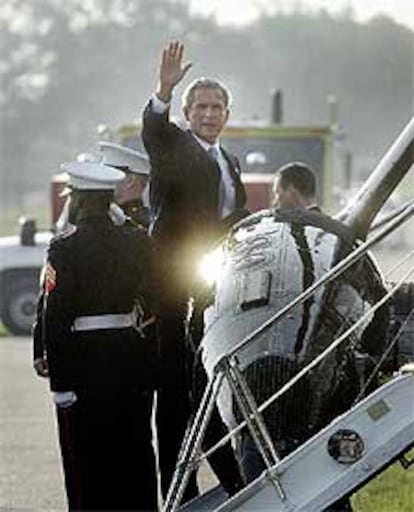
[76,213,114,227]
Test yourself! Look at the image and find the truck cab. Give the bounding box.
[116,120,338,213]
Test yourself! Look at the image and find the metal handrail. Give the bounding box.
[200,258,414,464]
[164,207,414,510]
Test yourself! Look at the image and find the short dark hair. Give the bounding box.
[69,189,113,224]
[72,189,113,213]
[277,162,317,198]
[182,77,232,109]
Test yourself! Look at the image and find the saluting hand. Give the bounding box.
[157,41,192,102]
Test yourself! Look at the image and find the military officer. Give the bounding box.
[98,140,159,387]
[98,140,151,227]
[32,161,158,511]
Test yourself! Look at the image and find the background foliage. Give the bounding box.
[0,0,413,225]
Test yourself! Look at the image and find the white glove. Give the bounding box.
[53,391,77,408]
[108,202,127,226]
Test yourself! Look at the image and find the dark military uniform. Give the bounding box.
[33,296,48,373]
[35,214,158,511]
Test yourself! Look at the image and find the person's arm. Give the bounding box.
[156,41,192,103]
[133,231,160,315]
[144,41,192,119]
[43,241,77,393]
[141,41,192,179]
[32,288,49,378]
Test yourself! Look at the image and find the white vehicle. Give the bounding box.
[0,220,52,335]
[0,173,68,335]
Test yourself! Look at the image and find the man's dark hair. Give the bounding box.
[182,77,232,109]
[277,162,317,198]
[69,189,113,223]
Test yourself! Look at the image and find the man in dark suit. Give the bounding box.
[142,41,247,501]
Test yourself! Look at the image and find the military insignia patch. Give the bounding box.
[45,263,57,293]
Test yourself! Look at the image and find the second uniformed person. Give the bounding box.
[33,161,158,511]
[98,140,151,228]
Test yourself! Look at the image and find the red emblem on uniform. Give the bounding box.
[45,263,57,293]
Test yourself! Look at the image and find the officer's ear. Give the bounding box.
[124,173,135,188]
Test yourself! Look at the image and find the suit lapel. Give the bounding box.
[184,133,246,208]
[221,148,240,177]
[221,148,246,208]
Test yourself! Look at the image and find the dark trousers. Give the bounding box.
[56,392,157,511]
[156,303,199,502]
[189,301,245,497]
[157,386,199,502]
[157,297,245,503]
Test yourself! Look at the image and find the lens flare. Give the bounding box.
[198,246,225,285]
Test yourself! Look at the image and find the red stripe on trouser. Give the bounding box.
[60,407,84,510]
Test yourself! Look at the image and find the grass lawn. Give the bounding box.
[0,323,7,337]
[352,450,414,511]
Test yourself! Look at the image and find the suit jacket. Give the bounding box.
[142,100,246,294]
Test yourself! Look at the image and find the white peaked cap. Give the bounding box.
[60,161,126,191]
[97,141,150,176]
[76,151,101,163]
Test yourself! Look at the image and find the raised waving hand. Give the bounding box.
[157,41,192,102]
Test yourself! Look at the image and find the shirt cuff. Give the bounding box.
[150,93,170,114]
[53,391,77,407]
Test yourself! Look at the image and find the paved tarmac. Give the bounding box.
[0,336,216,512]
[0,336,66,511]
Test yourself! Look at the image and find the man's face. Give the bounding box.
[114,175,129,203]
[114,173,148,204]
[273,179,297,209]
[184,87,229,144]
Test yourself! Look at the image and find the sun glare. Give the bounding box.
[198,246,226,286]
